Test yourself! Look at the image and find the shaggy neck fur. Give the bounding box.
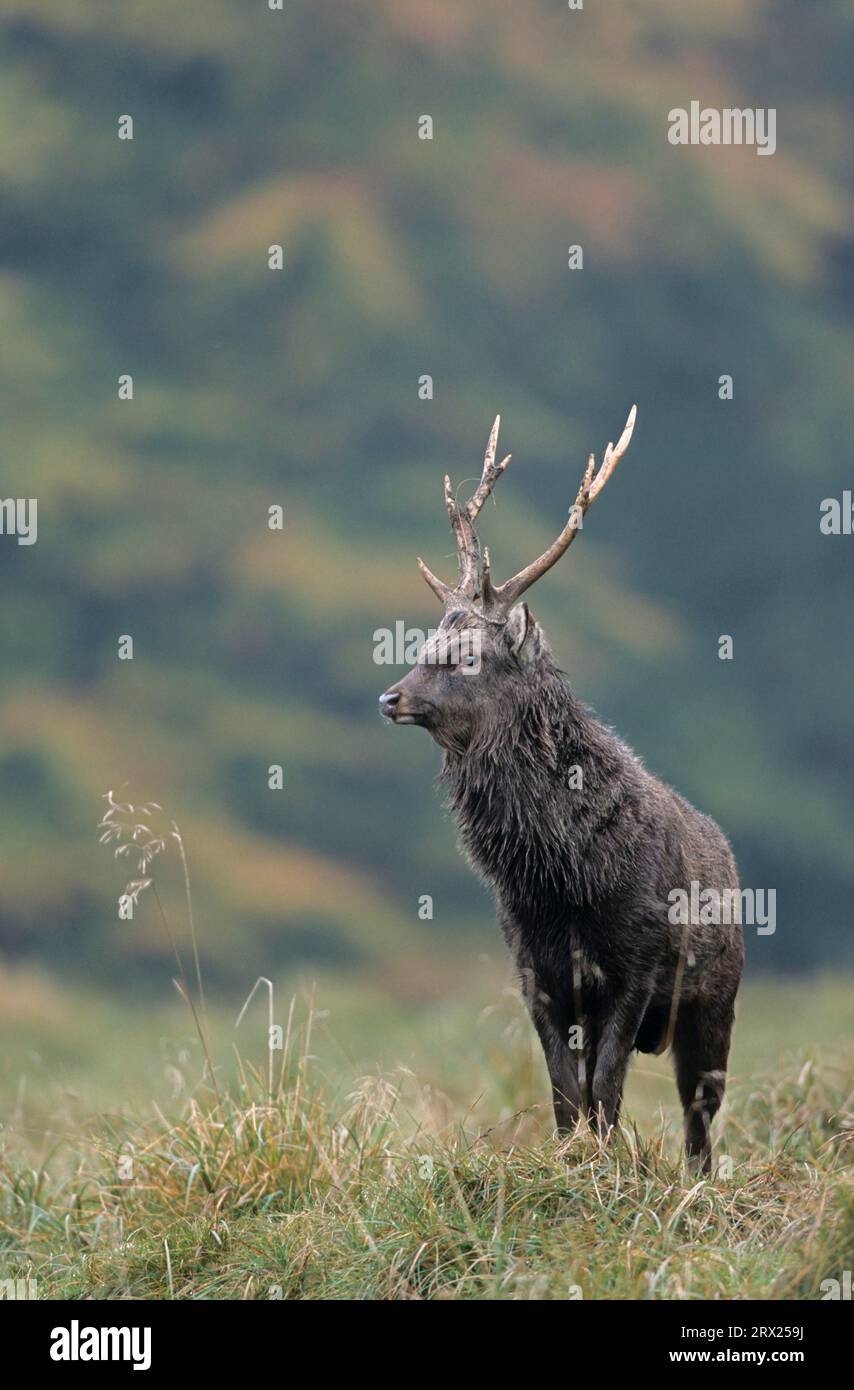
[440,651,648,928]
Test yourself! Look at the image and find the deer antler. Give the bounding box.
[416,414,511,603]
[417,404,637,610]
[490,404,637,606]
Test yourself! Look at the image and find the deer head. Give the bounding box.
[379,405,637,749]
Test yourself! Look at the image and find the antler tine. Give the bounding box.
[416,555,452,604]
[492,405,637,606]
[589,403,637,501]
[466,415,512,524]
[481,544,495,606]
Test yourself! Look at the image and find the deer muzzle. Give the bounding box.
[378,684,428,725]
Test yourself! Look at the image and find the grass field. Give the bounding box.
[0,963,851,1300]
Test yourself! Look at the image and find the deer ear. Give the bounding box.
[505,602,536,658]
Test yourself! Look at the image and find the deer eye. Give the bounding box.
[446,652,476,674]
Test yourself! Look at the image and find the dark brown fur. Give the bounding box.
[380,409,743,1171]
[381,603,743,1172]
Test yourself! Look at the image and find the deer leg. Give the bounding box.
[515,955,584,1133]
[527,997,582,1134]
[672,1004,733,1174]
[547,1044,582,1135]
[591,988,652,1138]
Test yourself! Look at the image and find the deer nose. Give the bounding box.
[379,689,400,717]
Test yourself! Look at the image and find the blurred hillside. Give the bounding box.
[0,0,851,989]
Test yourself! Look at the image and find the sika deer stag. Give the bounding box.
[379,407,743,1171]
